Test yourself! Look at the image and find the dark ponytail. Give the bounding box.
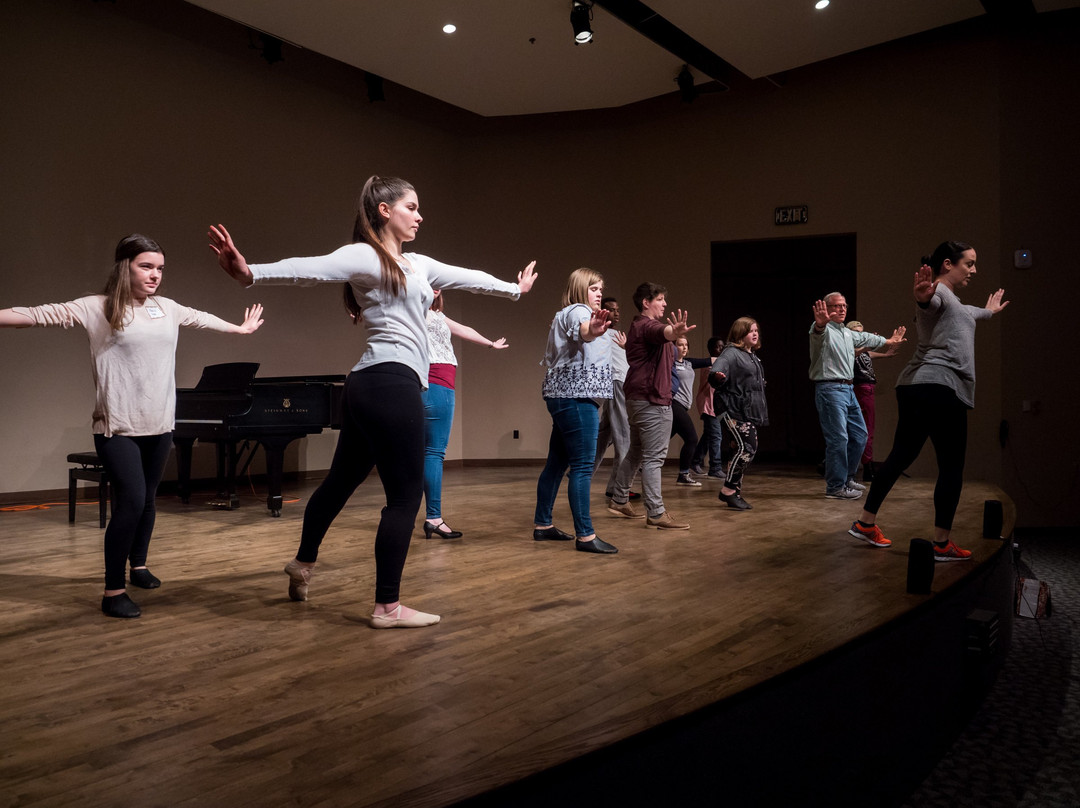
[923,241,973,276]
[342,175,415,323]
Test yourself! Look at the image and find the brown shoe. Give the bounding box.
[646,512,690,530]
[607,499,644,519]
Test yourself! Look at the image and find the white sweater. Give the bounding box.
[250,243,521,387]
[14,295,235,436]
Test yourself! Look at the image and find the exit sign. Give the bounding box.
[775,205,808,225]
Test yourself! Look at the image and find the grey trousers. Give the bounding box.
[613,399,672,518]
[593,380,630,495]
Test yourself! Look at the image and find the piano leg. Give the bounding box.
[173,437,195,504]
[211,441,241,510]
[260,436,297,517]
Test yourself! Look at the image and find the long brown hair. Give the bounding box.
[343,175,415,323]
[101,234,163,332]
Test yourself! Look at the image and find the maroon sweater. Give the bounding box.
[623,315,674,405]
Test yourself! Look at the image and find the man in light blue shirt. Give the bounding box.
[809,292,906,498]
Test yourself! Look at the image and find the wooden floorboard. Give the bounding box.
[0,464,1014,807]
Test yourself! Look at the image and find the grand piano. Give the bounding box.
[174,362,345,516]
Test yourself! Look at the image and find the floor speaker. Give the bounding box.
[983,499,1003,538]
[907,538,935,594]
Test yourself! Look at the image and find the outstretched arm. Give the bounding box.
[445,316,508,349]
[209,224,254,286]
[0,309,36,328]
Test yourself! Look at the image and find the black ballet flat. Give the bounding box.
[423,521,463,540]
[718,491,752,510]
[533,526,574,542]
[575,537,619,555]
[101,593,141,619]
[130,568,161,589]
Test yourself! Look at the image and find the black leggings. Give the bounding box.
[864,384,968,531]
[670,401,699,472]
[296,364,424,604]
[94,432,174,590]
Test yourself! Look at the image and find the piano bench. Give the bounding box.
[67,452,109,529]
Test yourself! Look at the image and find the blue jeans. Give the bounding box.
[814,382,867,493]
[692,413,723,474]
[422,382,455,520]
[535,398,600,537]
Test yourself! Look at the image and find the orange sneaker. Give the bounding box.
[847,521,891,548]
[933,540,972,562]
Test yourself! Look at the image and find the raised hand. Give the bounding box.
[490,337,509,350]
[208,224,254,286]
[985,288,1010,314]
[612,330,627,348]
[517,261,538,294]
[237,303,265,334]
[913,264,937,303]
[587,307,611,339]
[885,325,907,349]
[812,299,830,328]
[665,308,696,338]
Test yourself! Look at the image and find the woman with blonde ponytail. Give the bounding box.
[210,175,537,629]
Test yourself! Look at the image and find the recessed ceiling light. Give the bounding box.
[443,23,457,34]
[815,0,830,8]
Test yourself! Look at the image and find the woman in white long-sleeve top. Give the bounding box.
[421,289,509,540]
[0,234,265,618]
[209,175,537,628]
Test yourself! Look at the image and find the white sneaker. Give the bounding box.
[846,479,866,491]
[825,486,862,500]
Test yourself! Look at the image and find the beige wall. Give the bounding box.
[2,1,1077,527]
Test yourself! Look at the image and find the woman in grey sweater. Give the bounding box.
[848,241,1009,559]
[710,317,768,510]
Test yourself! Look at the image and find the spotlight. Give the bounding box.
[365,72,385,103]
[253,32,282,64]
[676,65,697,103]
[570,1,593,45]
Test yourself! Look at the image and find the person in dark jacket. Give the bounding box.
[709,317,768,510]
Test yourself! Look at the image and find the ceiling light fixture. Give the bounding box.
[570,1,594,45]
[442,23,456,34]
[676,65,697,103]
[815,0,830,9]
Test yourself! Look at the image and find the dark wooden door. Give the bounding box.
[711,234,857,461]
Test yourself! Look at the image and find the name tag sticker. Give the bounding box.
[145,306,165,319]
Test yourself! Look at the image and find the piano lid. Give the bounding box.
[190,362,260,391]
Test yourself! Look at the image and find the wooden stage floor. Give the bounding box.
[0,464,1014,807]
